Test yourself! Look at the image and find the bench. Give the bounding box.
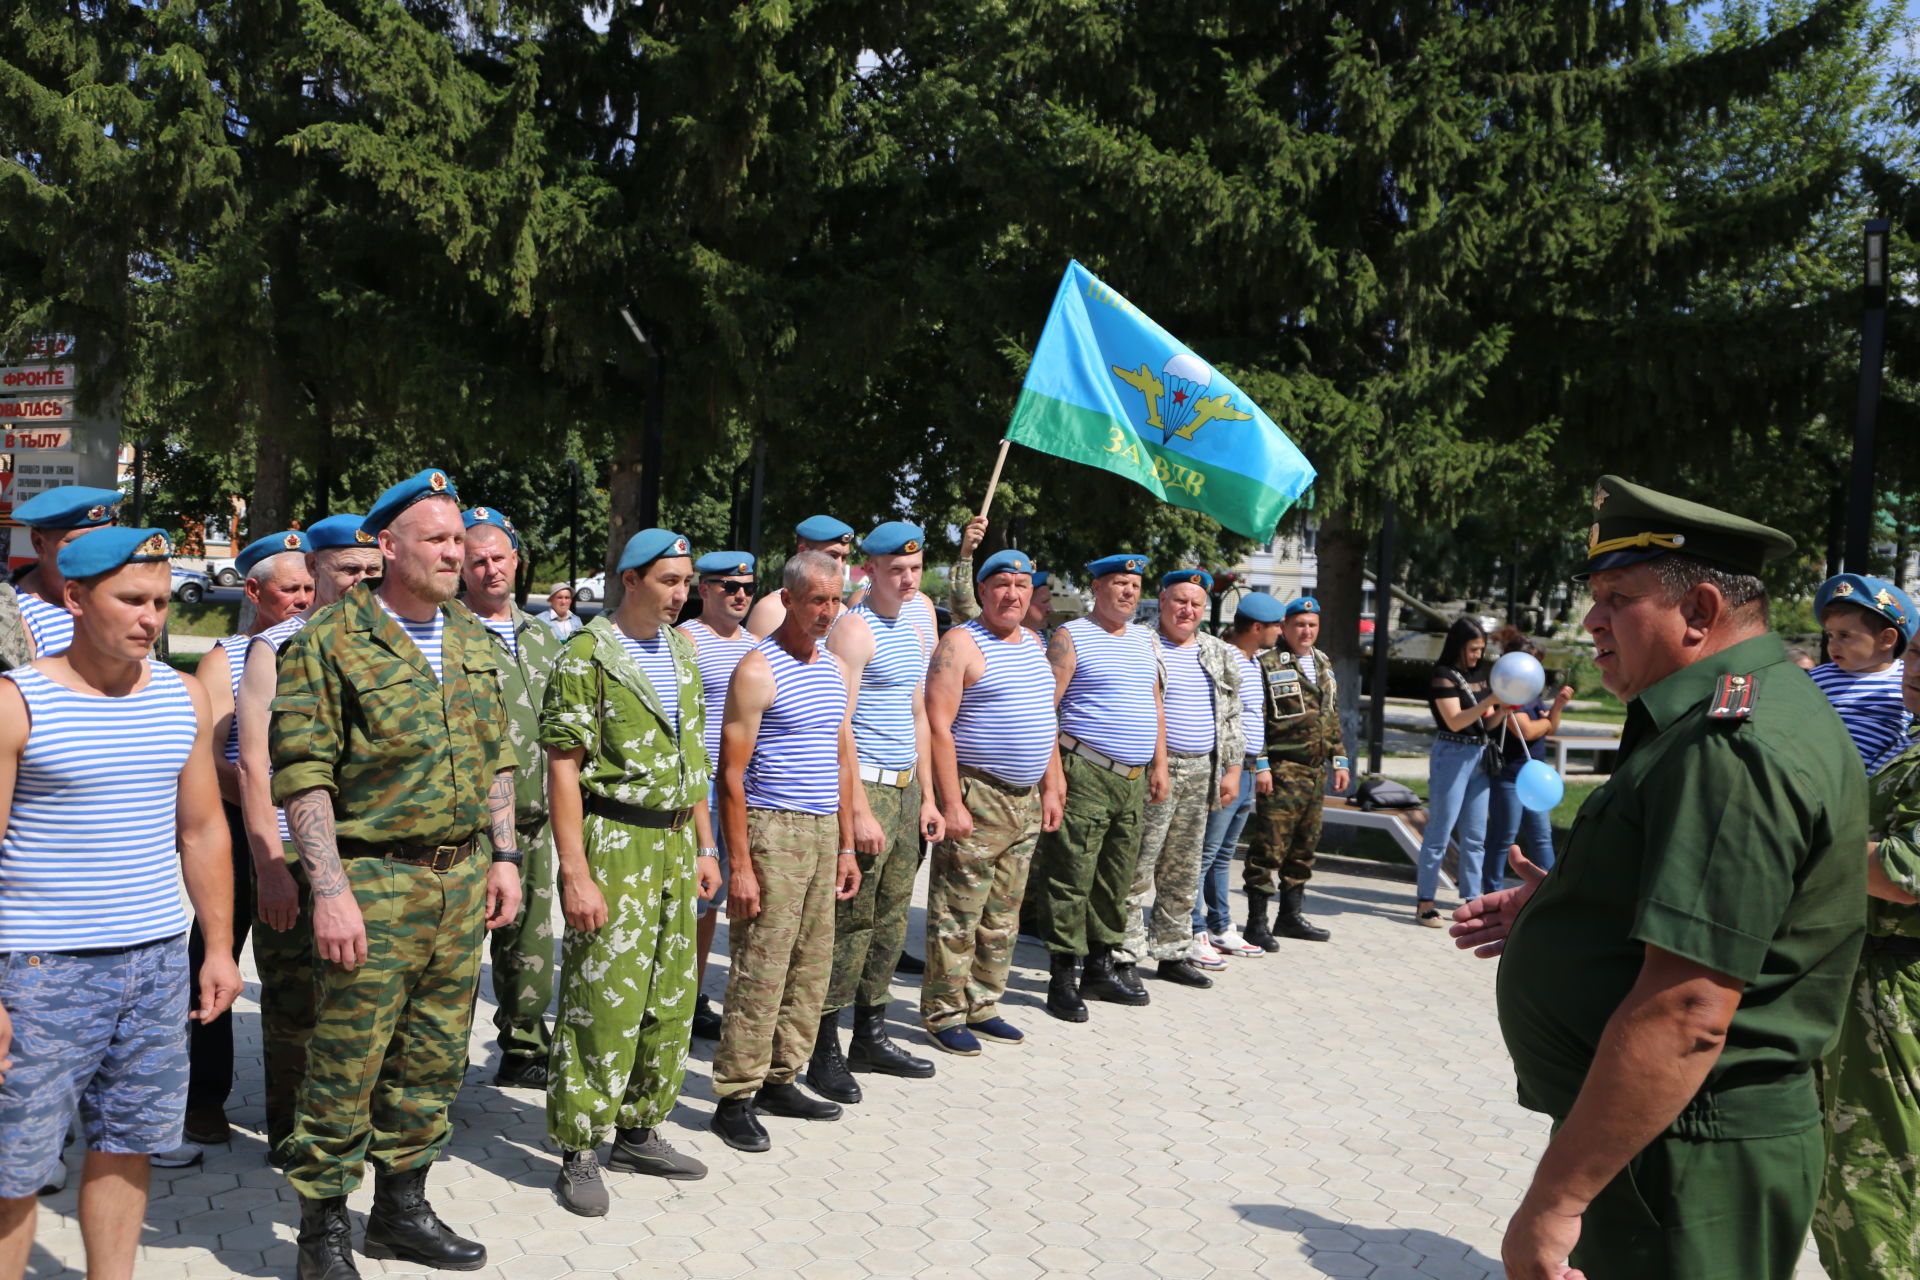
[1546,733,1621,775]
[1319,795,1458,893]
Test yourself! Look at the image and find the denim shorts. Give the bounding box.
[0,934,189,1197]
[696,794,731,919]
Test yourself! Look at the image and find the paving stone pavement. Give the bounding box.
[23,864,1825,1279]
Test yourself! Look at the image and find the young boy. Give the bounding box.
[1809,573,1917,769]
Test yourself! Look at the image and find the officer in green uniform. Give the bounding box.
[459,505,565,1089]
[1456,476,1866,1280]
[270,469,522,1280]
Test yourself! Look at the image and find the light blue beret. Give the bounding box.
[975,549,1035,583]
[362,468,459,536]
[462,505,520,551]
[1085,553,1147,579]
[1285,596,1321,618]
[695,551,755,577]
[862,521,925,556]
[1816,573,1917,656]
[1031,570,1050,588]
[58,527,170,579]
[307,514,375,550]
[618,528,692,573]
[1161,569,1213,592]
[796,515,855,544]
[14,485,122,531]
[1235,593,1286,624]
[236,530,311,579]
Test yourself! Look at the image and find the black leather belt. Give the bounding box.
[1864,933,1920,960]
[585,794,695,830]
[339,838,476,872]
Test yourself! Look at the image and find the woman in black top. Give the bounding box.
[1412,618,1510,926]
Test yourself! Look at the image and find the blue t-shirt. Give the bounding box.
[1809,662,1911,770]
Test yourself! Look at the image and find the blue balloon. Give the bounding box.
[1516,759,1565,813]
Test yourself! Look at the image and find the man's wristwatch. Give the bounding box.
[491,847,524,866]
[697,847,720,859]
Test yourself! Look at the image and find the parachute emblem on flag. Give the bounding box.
[1109,352,1254,444]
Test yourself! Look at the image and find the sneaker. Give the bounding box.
[966,1015,1024,1044]
[494,1054,551,1089]
[554,1150,610,1217]
[1188,933,1227,970]
[1210,929,1264,958]
[1416,907,1446,929]
[151,1143,204,1169]
[607,1127,708,1180]
[691,994,722,1041]
[926,1025,982,1056]
[183,1104,232,1145]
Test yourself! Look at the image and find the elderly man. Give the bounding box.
[544,585,583,640]
[460,506,565,1090]
[1455,476,1866,1280]
[10,485,122,657]
[271,470,521,1277]
[745,515,856,637]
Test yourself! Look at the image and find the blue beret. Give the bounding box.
[236,530,311,579]
[861,521,925,556]
[695,551,755,577]
[1086,553,1147,579]
[361,467,458,536]
[976,549,1035,583]
[1817,574,1918,655]
[1031,570,1050,588]
[1285,596,1321,618]
[1161,569,1213,592]
[618,528,692,573]
[307,513,376,550]
[795,515,855,545]
[58,527,170,580]
[14,485,122,531]
[1234,593,1286,624]
[462,505,520,551]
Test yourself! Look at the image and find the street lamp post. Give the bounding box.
[1845,218,1890,573]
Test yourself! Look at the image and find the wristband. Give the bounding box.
[697,847,720,859]
[491,849,524,865]
[1333,756,1351,771]
[1255,759,1272,772]
[838,848,856,857]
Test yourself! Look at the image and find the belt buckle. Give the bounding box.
[670,807,692,830]
[1123,764,1143,781]
[431,845,460,872]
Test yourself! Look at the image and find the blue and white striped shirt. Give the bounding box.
[845,602,929,771]
[382,602,445,681]
[479,615,517,659]
[680,619,756,767]
[1235,649,1267,760]
[17,592,73,658]
[743,638,846,816]
[951,621,1056,788]
[1159,634,1216,755]
[1057,618,1161,767]
[0,662,197,950]
[217,632,250,765]
[617,629,682,735]
[1810,662,1911,769]
[248,614,308,843]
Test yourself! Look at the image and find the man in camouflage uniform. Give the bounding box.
[270,469,521,1280]
[542,529,720,1216]
[459,506,564,1089]
[1243,596,1349,947]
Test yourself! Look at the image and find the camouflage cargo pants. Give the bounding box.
[1026,751,1145,956]
[921,771,1040,1033]
[253,844,315,1151]
[490,817,556,1061]
[827,781,922,1013]
[1243,761,1325,893]
[283,853,487,1198]
[547,816,698,1151]
[1121,752,1214,963]
[712,810,837,1099]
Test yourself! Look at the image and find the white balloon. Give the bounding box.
[1489,651,1547,705]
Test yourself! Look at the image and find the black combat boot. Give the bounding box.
[296,1195,360,1280]
[1156,957,1214,988]
[1243,891,1281,952]
[847,1003,936,1078]
[1046,953,1089,1022]
[805,1012,862,1103]
[1274,884,1331,942]
[363,1167,486,1270]
[1080,943,1150,1006]
[756,1081,843,1121]
[711,1094,770,1152]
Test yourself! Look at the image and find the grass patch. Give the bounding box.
[168,600,240,638]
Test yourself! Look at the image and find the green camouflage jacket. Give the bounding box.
[539,615,711,811]
[1868,733,1920,940]
[1260,645,1345,767]
[269,581,512,846]
[471,599,561,827]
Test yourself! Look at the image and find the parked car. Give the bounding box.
[208,557,240,587]
[570,573,607,604]
[171,565,211,605]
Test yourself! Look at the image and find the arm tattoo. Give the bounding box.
[488,770,516,850]
[286,789,349,900]
[1046,628,1073,677]
[928,634,956,678]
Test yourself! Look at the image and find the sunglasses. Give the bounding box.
[710,579,754,595]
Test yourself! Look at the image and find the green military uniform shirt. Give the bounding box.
[539,616,711,812]
[1260,646,1341,766]
[269,581,514,846]
[479,600,562,824]
[1498,632,1866,1137]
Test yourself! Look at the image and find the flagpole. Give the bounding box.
[979,438,1011,519]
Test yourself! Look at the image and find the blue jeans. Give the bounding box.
[1193,768,1256,934]
[1417,738,1491,901]
[1488,775,1556,873]
[696,793,731,919]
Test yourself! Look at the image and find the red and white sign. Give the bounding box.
[0,334,77,362]
[3,428,73,451]
[0,364,77,391]
[0,398,73,422]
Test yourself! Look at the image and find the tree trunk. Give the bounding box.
[605,428,645,612]
[251,420,293,538]
[1317,502,1369,780]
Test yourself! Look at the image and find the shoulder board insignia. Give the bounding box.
[1706,672,1756,721]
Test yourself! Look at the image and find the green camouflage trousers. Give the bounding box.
[922,771,1039,1032]
[1813,952,1920,1279]
[283,852,487,1198]
[1243,760,1324,893]
[490,817,556,1061]
[1026,751,1145,957]
[547,815,698,1151]
[1122,752,1214,964]
[253,844,315,1151]
[712,810,837,1099]
[827,780,922,1013]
